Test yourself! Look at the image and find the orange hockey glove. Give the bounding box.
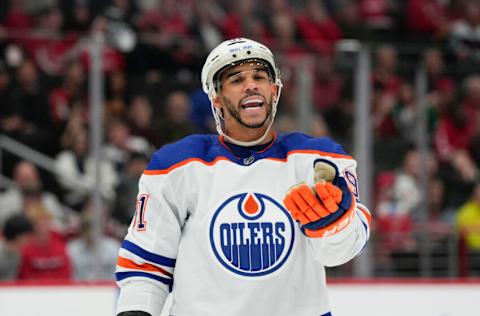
[283,161,355,237]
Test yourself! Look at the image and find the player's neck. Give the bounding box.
[224,126,274,145]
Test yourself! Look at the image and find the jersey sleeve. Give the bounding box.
[306,154,372,267]
[115,169,188,315]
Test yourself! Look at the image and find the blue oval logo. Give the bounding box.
[209,193,295,277]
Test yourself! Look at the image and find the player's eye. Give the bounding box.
[228,75,244,85]
[254,73,268,81]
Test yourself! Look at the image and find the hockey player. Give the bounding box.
[116,38,371,316]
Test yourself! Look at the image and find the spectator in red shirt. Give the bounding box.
[222,0,256,39]
[296,0,342,56]
[423,48,454,93]
[48,59,87,126]
[359,0,397,34]
[2,0,32,31]
[435,75,480,161]
[449,1,480,63]
[372,45,404,96]
[18,205,72,280]
[406,0,451,40]
[16,6,78,76]
[127,95,164,149]
[270,11,308,61]
[313,56,342,111]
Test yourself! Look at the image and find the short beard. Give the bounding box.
[221,94,273,129]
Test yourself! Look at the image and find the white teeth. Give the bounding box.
[241,98,263,105]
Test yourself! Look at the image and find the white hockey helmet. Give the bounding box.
[201,38,283,146]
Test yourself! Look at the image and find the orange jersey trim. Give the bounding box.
[117,256,173,278]
[143,149,353,175]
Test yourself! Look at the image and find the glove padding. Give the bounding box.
[283,177,354,237]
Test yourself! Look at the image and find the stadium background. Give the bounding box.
[0,0,480,314]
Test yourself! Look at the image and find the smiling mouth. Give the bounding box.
[240,97,264,110]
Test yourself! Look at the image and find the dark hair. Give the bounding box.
[3,214,33,241]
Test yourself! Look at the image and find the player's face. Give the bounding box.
[214,62,277,137]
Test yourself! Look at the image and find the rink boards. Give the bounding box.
[0,279,479,316]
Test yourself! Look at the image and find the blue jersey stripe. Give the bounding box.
[116,271,173,291]
[122,240,176,267]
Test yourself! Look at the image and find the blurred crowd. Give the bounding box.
[1,0,480,281]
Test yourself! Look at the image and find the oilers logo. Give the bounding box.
[209,192,295,277]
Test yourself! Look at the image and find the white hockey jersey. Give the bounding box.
[116,132,371,316]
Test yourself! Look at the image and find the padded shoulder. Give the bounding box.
[279,132,347,155]
[146,134,218,171]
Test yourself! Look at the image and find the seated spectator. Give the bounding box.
[113,152,149,233]
[393,82,416,143]
[48,59,87,127]
[189,1,224,52]
[222,0,257,39]
[78,16,125,74]
[15,5,78,76]
[1,59,58,154]
[406,0,451,40]
[0,161,67,231]
[439,150,479,209]
[270,11,308,62]
[127,94,163,149]
[423,48,454,93]
[372,45,404,97]
[0,214,34,280]
[105,70,129,119]
[449,1,480,64]
[296,0,342,56]
[335,0,366,40]
[2,0,33,31]
[103,118,152,171]
[133,0,194,74]
[376,149,438,251]
[55,127,118,209]
[18,205,72,280]
[393,148,438,217]
[60,0,93,32]
[426,178,455,245]
[157,91,198,144]
[312,56,342,112]
[67,215,120,280]
[358,0,399,40]
[373,91,398,140]
[434,77,477,162]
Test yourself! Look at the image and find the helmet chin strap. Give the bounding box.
[212,83,282,147]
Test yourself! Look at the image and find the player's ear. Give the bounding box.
[212,95,222,110]
[271,84,278,101]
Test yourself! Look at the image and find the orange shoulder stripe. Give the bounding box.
[143,150,353,175]
[117,256,173,278]
[143,156,230,175]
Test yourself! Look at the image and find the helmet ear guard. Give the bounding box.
[201,38,283,146]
